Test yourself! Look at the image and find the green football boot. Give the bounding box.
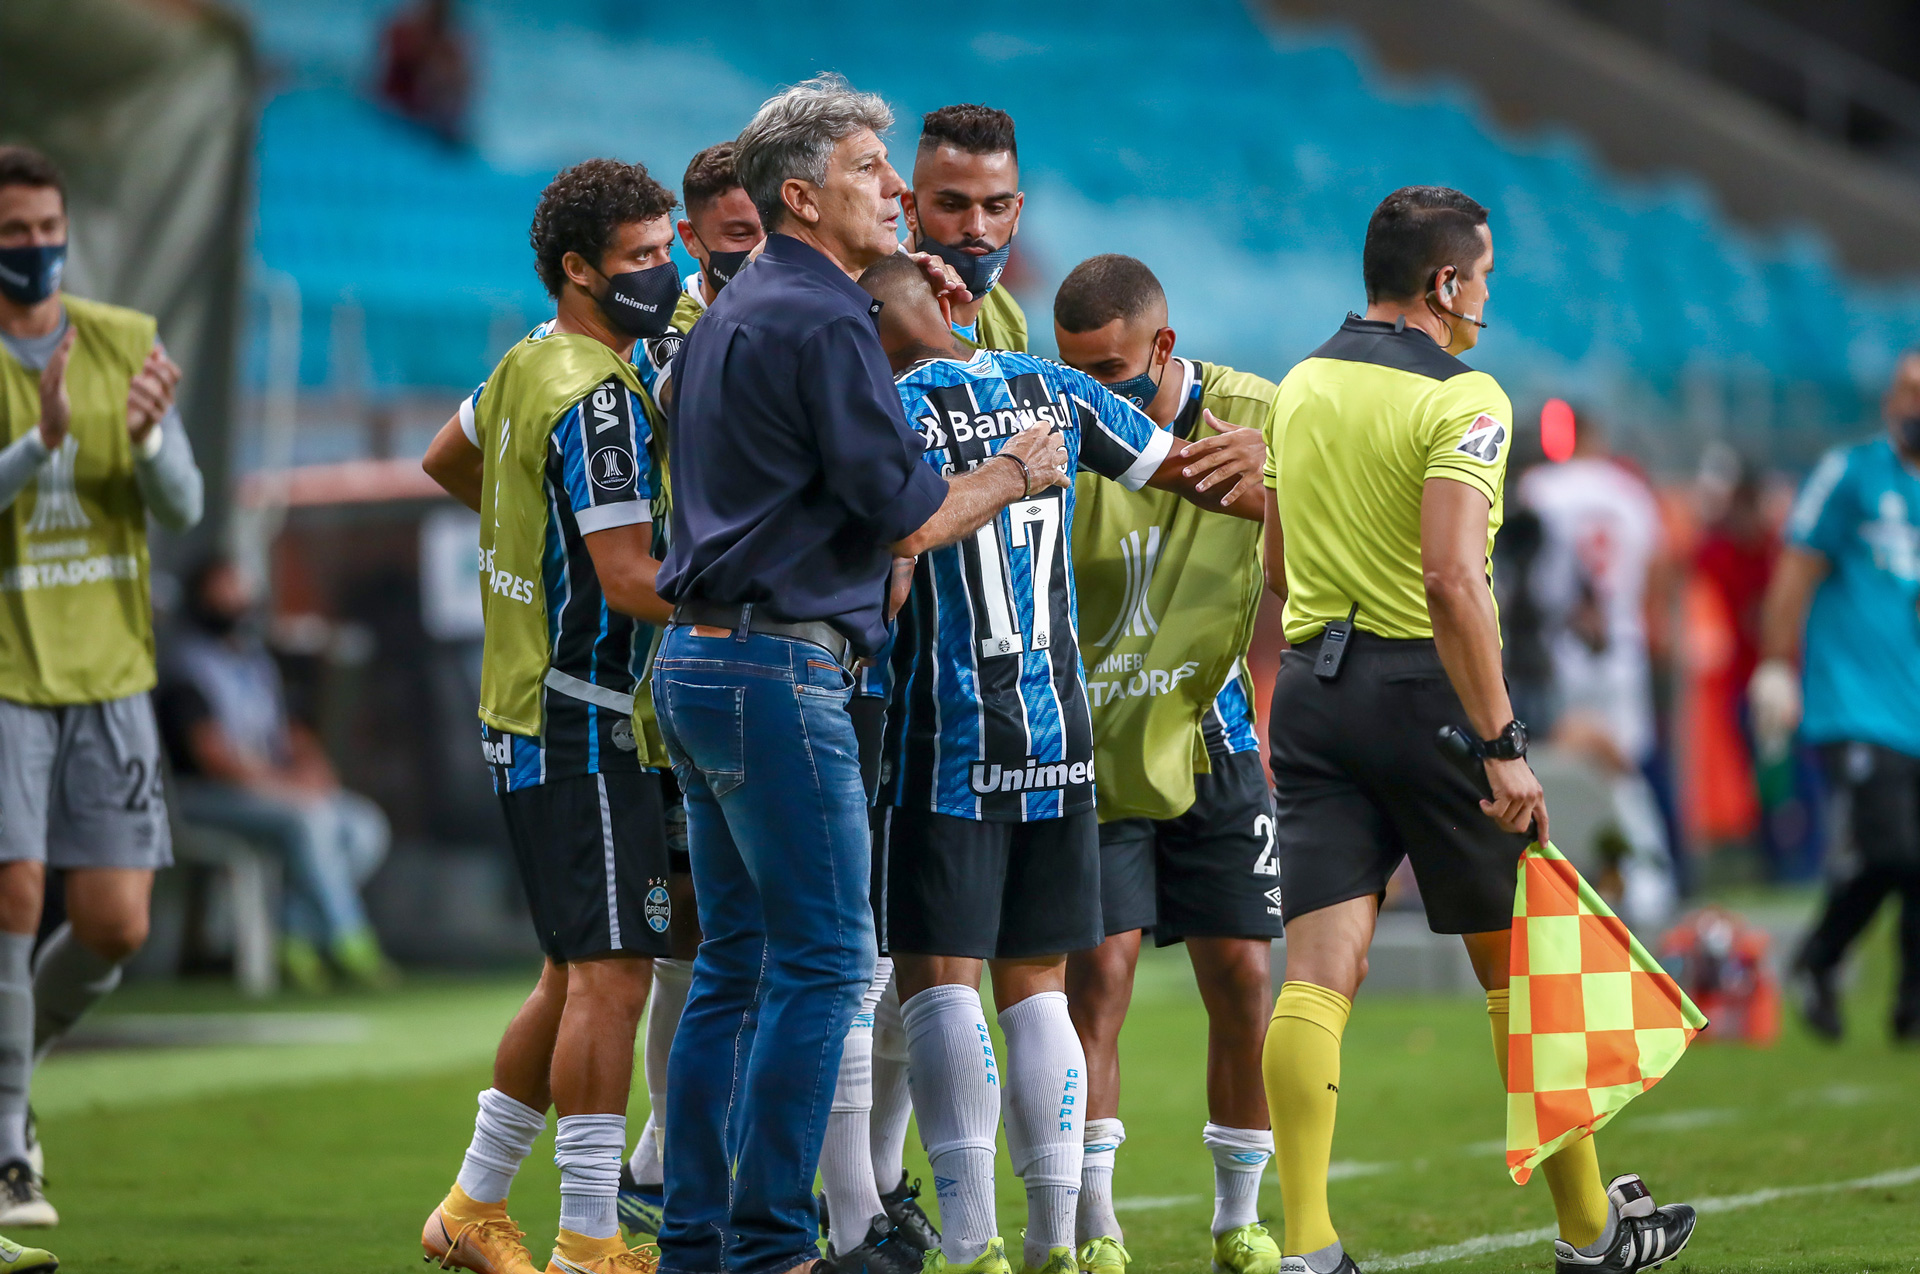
[1077,1236,1130,1274]
[922,1237,1012,1274]
[0,1233,56,1273]
[1019,1246,1077,1274]
[1211,1223,1280,1274]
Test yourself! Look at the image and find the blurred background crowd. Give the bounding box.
[5,0,1918,1005]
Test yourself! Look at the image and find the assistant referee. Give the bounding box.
[1256,187,1695,1274]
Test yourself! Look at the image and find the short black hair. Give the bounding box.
[1053,254,1165,334]
[0,146,65,206]
[858,249,930,297]
[919,104,1017,160]
[1362,186,1489,303]
[529,158,677,298]
[682,142,743,215]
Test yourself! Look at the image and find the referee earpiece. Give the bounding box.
[1441,277,1458,302]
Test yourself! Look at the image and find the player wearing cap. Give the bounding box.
[1258,186,1694,1274]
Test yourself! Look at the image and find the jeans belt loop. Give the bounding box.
[736,601,753,643]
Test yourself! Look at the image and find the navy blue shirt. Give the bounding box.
[658,235,948,656]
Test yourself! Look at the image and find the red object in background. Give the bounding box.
[1541,397,1577,463]
[1656,907,1780,1045]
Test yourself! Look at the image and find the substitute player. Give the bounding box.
[420,158,682,1274]
[0,145,203,1227]
[1051,255,1279,1274]
[903,104,1027,352]
[856,253,1262,1274]
[1259,187,1695,1274]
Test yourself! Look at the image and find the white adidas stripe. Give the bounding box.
[1366,1165,1920,1270]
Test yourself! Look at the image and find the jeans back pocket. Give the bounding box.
[660,679,747,797]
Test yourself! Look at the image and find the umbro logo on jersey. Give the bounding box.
[1455,413,1508,464]
[969,757,1094,794]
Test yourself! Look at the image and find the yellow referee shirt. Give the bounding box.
[1263,315,1513,644]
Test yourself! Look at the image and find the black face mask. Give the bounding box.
[694,232,752,293]
[917,233,1010,298]
[1897,416,1920,458]
[0,242,66,305]
[592,260,680,338]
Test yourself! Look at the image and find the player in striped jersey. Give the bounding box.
[856,252,1264,1274]
[1054,256,1283,1274]
[420,159,680,1274]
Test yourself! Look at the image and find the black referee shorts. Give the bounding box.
[499,768,674,962]
[1267,632,1527,935]
[1099,748,1285,946]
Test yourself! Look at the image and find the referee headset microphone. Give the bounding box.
[1427,266,1488,337]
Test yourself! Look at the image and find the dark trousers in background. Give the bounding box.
[1799,742,1920,1019]
[653,627,877,1274]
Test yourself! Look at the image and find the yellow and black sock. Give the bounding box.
[1263,980,1352,1257]
[1487,987,1609,1249]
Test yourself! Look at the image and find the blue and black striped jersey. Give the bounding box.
[1203,662,1261,758]
[464,362,661,793]
[882,350,1173,823]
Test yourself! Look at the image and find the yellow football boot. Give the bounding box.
[422,1185,539,1274]
[545,1227,659,1274]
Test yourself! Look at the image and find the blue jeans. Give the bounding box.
[654,627,876,1274]
[172,782,388,945]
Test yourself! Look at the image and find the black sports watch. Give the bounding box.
[1479,719,1529,761]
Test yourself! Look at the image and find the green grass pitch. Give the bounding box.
[26,919,1919,1272]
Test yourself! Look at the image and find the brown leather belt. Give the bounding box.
[669,601,854,668]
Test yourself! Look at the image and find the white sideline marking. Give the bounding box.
[1328,1160,1397,1180]
[1364,1165,1920,1270]
[1114,1194,1204,1211]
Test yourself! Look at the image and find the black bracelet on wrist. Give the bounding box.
[994,451,1033,498]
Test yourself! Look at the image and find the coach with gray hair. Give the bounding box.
[653,73,1068,1274]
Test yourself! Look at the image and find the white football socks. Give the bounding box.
[903,983,1001,1264]
[870,975,913,1193]
[1078,1117,1126,1244]
[456,1087,548,1204]
[555,1112,626,1239]
[823,957,892,1255]
[629,957,691,1183]
[999,991,1086,1268]
[1202,1122,1273,1236]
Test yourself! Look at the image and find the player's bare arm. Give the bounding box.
[1421,475,1548,845]
[1144,410,1266,520]
[583,521,672,627]
[423,411,483,512]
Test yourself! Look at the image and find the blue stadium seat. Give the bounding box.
[235,0,1920,431]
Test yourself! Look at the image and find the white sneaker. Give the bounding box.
[0,1161,56,1228]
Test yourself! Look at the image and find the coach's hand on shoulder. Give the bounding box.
[1000,420,1071,492]
[1482,756,1549,846]
[1177,411,1265,505]
[35,328,76,450]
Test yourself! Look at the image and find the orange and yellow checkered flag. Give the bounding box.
[1506,841,1707,1184]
